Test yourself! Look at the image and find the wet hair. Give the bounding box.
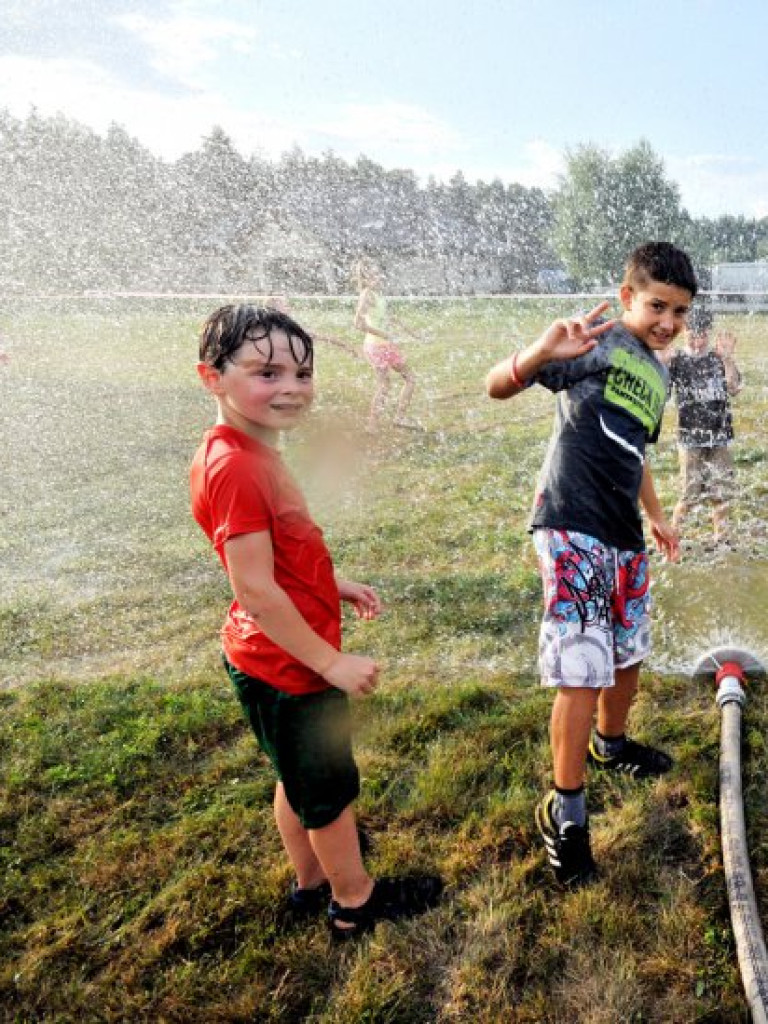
[199,304,313,371]
[688,299,714,336]
[623,242,698,298]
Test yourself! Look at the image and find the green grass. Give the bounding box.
[2,297,768,1020]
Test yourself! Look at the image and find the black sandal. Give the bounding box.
[328,874,443,940]
[285,880,332,920]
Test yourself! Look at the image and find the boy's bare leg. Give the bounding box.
[274,782,326,889]
[539,686,600,887]
[713,500,729,541]
[394,366,416,422]
[367,368,390,430]
[276,787,374,930]
[671,498,687,533]
[597,662,640,737]
[309,806,373,908]
[551,687,599,788]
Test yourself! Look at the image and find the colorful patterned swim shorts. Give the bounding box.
[533,528,651,688]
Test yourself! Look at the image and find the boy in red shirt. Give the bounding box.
[191,304,441,937]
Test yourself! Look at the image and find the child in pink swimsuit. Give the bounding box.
[353,260,419,431]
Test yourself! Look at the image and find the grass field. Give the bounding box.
[2,296,768,1021]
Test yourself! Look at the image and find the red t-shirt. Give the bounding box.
[190,425,341,695]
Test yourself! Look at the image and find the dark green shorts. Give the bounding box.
[223,658,360,830]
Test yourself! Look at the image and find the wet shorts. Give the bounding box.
[363,338,407,370]
[224,658,360,829]
[679,446,735,505]
[533,529,651,688]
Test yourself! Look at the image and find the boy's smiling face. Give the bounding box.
[686,330,710,355]
[620,281,692,352]
[198,328,314,443]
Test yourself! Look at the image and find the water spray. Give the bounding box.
[693,646,768,1022]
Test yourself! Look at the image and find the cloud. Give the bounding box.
[0,4,592,192]
[0,55,122,126]
[684,153,757,169]
[508,140,565,190]
[667,152,768,218]
[0,54,460,170]
[0,47,566,194]
[405,139,565,191]
[0,0,179,93]
[0,54,293,158]
[313,101,461,161]
[113,7,258,91]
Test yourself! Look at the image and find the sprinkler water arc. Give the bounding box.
[693,646,768,1023]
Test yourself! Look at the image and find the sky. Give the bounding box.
[2,0,768,218]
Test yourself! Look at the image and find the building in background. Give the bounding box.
[711,262,768,312]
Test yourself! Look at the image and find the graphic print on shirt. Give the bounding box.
[605,347,666,434]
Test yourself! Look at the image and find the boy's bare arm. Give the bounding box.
[312,331,360,357]
[336,578,382,620]
[389,314,422,341]
[225,531,379,695]
[639,459,680,562]
[715,331,743,395]
[485,301,616,400]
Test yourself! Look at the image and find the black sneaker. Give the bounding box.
[535,791,598,889]
[587,737,673,779]
[328,874,443,940]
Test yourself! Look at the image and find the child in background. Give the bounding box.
[486,242,689,888]
[665,300,742,546]
[190,304,442,937]
[353,259,421,431]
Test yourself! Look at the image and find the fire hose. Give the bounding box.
[694,646,768,1022]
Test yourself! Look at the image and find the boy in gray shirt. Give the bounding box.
[664,300,742,545]
[486,242,691,887]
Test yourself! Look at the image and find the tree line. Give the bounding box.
[1,108,767,293]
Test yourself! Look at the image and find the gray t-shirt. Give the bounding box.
[530,322,668,552]
[667,349,737,448]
